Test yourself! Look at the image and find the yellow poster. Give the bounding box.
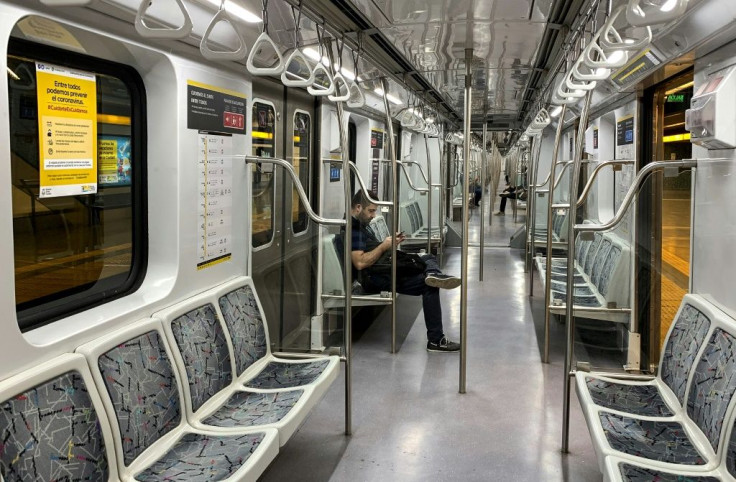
[36,62,97,198]
[98,138,118,184]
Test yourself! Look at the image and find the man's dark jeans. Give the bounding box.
[361,254,444,343]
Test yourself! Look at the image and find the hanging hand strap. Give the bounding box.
[200,0,247,61]
[135,0,193,39]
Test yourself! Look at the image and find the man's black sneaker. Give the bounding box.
[425,273,462,289]
[427,337,461,353]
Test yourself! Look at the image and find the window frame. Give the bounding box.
[8,37,148,331]
[250,98,277,250]
[291,109,311,235]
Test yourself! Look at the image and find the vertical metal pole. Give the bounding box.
[479,121,487,281]
[562,91,593,452]
[438,135,446,265]
[460,48,473,394]
[542,104,567,364]
[424,133,433,255]
[527,135,545,276]
[336,95,353,437]
[380,77,399,354]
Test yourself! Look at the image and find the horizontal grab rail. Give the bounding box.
[576,160,635,208]
[244,156,345,226]
[575,159,698,232]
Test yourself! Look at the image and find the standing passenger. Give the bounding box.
[347,190,461,352]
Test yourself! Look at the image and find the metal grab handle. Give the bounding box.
[576,160,635,207]
[575,159,697,232]
[328,73,351,102]
[347,162,393,207]
[627,0,690,27]
[244,156,345,226]
[396,161,429,193]
[200,8,247,61]
[600,6,652,52]
[307,63,335,96]
[135,0,193,39]
[281,49,316,87]
[401,160,430,185]
[246,32,285,76]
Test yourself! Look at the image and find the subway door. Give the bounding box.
[251,80,284,350]
[279,88,317,351]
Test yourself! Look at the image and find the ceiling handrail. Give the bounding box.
[135,0,193,39]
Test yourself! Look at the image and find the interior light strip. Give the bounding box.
[662,133,691,143]
[97,114,131,125]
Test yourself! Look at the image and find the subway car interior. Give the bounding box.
[2,0,736,480]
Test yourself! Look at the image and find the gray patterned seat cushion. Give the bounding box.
[98,331,182,466]
[600,412,706,465]
[550,283,596,296]
[661,304,711,405]
[171,304,233,412]
[618,463,721,481]
[551,290,601,307]
[218,286,268,376]
[135,432,265,481]
[585,377,674,417]
[202,390,303,427]
[244,360,330,389]
[687,328,736,452]
[0,371,109,481]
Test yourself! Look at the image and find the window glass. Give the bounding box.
[8,38,145,329]
[251,101,275,247]
[292,111,310,233]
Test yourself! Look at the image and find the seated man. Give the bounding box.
[494,185,523,215]
[348,190,461,352]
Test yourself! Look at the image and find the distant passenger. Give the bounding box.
[472,177,482,207]
[347,190,461,352]
[494,184,525,215]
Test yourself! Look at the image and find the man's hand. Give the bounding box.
[383,232,406,248]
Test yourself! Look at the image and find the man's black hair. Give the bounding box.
[351,190,379,208]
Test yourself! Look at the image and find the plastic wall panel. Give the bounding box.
[691,48,736,319]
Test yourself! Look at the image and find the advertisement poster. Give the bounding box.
[98,135,131,186]
[370,128,384,149]
[36,62,97,198]
[197,133,233,270]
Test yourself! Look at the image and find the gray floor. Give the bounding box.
[260,192,602,481]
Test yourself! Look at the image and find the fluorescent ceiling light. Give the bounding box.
[550,105,563,117]
[374,88,402,105]
[660,0,677,12]
[608,50,625,64]
[303,47,320,61]
[203,0,261,23]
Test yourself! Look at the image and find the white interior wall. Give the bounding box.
[0,5,253,378]
[691,48,736,318]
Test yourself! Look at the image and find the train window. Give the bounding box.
[292,110,311,234]
[8,38,146,330]
[251,100,276,248]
